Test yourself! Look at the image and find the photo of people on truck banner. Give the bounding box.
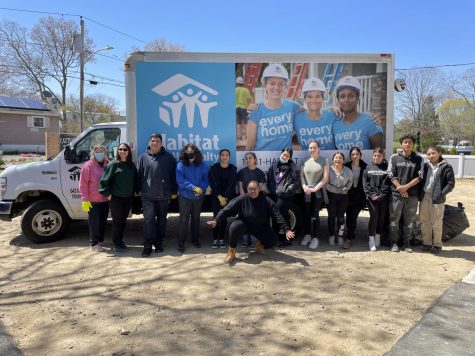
[135,60,389,171]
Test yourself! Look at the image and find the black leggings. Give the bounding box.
[367,197,389,236]
[228,219,277,249]
[327,192,348,237]
[304,194,323,237]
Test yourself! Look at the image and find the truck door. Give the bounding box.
[60,127,122,218]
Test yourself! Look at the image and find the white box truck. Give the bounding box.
[0,52,396,243]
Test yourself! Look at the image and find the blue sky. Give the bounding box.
[1,0,475,112]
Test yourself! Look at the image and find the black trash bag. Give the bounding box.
[442,202,470,241]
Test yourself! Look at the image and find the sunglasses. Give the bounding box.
[118,148,128,152]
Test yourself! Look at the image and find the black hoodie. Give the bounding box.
[387,151,423,197]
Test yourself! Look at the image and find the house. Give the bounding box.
[0,95,61,153]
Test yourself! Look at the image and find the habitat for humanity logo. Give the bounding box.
[152,74,218,128]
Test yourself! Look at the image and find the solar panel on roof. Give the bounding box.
[0,95,49,111]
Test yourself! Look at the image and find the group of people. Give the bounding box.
[241,63,384,152]
[79,131,455,263]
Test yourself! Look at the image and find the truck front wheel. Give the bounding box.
[21,200,71,243]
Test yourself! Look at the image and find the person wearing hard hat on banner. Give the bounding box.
[332,76,384,150]
[246,63,301,151]
[235,76,253,142]
[293,77,336,150]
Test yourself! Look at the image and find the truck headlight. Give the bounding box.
[0,177,6,199]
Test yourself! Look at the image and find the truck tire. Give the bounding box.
[20,200,71,243]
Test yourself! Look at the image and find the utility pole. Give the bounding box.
[79,17,85,133]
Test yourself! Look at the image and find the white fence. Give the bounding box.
[441,154,475,178]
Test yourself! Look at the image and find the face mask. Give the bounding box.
[95,152,105,162]
[280,158,289,164]
[184,152,195,160]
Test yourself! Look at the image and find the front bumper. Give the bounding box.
[0,200,13,221]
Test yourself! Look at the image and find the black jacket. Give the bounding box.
[363,161,391,200]
[208,163,237,201]
[214,192,290,232]
[345,160,367,205]
[419,160,455,204]
[387,151,423,197]
[137,147,177,200]
[266,160,299,199]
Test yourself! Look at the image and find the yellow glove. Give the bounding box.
[217,195,228,207]
[82,201,92,213]
[192,187,203,196]
[171,194,178,199]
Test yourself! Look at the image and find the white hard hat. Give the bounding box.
[261,63,289,83]
[335,76,361,95]
[302,77,327,94]
[236,76,244,84]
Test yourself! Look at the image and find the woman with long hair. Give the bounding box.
[208,148,237,249]
[300,140,329,250]
[99,143,138,254]
[326,151,353,248]
[363,148,391,251]
[176,143,209,253]
[343,146,368,249]
[267,147,299,247]
[419,146,455,254]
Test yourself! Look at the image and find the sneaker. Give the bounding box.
[118,242,128,250]
[91,244,104,252]
[374,234,381,247]
[301,234,312,246]
[178,244,185,253]
[390,244,399,252]
[329,236,335,246]
[218,240,226,249]
[405,247,413,253]
[141,247,152,257]
[242,235,252,247]
[308,238,319,250]
[154,244,163,253]
[338,226,345,237]
[212,240,219,249]
[113,245,126,254]
[342,240,352,250]
[431,246,442,255]
[338,237,344,246]
[421,245,432,252]
[369,236,376,252]
[192,241,201,248]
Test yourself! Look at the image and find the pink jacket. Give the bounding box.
[79,159,109,203]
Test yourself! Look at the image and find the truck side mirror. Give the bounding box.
[64,145,76,164]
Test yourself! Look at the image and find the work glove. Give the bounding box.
[192,187,203,196]
[171,194,178,199]
[82,201,92,213]
[217,195,228,207]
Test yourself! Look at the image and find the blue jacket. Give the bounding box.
[176,161,209,200]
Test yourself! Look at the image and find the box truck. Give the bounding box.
[0,52,395,243]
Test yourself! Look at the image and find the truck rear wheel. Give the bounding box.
[20,200,71,243]
[287,202,301,232]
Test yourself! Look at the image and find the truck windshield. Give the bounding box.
[74,128,121,163]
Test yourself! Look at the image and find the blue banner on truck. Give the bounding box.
[136,62,236,165]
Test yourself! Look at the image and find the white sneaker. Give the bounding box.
[329,236,335,246]
[338,237,344,246]
[375,234,381,247]
[301,234,312,246]
[91,244,104,252]
[369,236,376,252]
[308,238,319,250]
[338,226,345,237]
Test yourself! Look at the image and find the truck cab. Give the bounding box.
[0,122,126,243]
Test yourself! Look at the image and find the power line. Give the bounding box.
[83,16,148,45]
[397,62,475,71]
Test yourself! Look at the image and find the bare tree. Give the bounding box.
[0,17,95,120]
[437,98,475,145]
[131,37,185,52]
[448,67,475,110]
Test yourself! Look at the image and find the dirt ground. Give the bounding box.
[0,180,474,355]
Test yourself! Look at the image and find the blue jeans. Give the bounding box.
[142,199,170,249]
[177,196,204,246]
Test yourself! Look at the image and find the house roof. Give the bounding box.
[0,95,51,111]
